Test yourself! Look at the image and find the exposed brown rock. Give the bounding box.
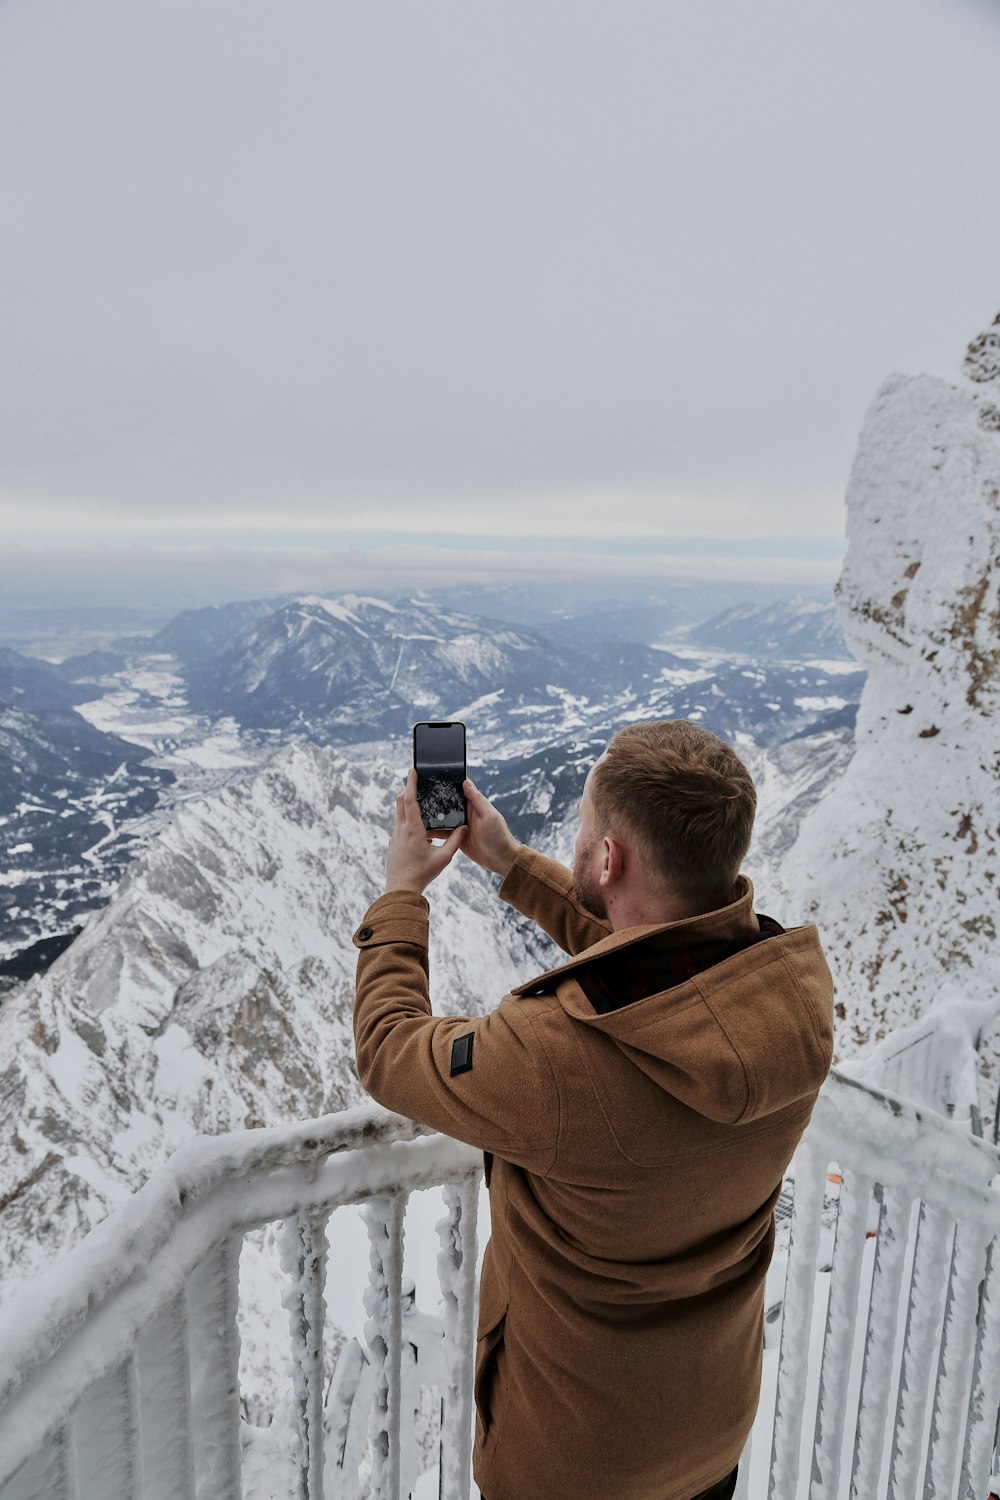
[964,311,1000,383]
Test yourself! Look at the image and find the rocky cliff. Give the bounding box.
[781,312,1000,1116]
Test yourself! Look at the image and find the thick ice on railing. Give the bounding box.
[434,1181,479,1500]
[753,1065,1000,1500]
[0,1102,483,1499]
[2,1066,999,1500]
[838,991,1000,1134]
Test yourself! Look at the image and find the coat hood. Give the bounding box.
[511,877,835,1126]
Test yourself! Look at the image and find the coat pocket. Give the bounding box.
[473,1304,509,1463]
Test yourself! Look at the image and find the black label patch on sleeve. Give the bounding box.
[450,1032,474,1077]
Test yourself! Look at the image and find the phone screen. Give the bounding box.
[413,721,467,831]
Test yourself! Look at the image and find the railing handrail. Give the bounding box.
[808,1068,1000,1221]
[0,1102,478,1425]
[3,1069,998,1413]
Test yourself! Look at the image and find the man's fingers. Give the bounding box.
[402,768,425,831]
[464,778,489,815]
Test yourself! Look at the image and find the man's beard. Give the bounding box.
[573,838,608,921]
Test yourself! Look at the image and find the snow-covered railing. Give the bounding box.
[1,1069,999,1500]
[0,1104,482,1500]
[835,993,1000,1143]
[741,1068,1000,1500]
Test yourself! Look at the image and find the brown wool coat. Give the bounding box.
[353,847,835,1500]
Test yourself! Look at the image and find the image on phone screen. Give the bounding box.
[413,722,467,831]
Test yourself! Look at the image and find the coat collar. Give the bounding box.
[510,875,761,997]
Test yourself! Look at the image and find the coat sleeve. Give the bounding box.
[497,845,612,956]
[353,889,559,1171]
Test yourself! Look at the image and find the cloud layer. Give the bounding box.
[1,0,999,550]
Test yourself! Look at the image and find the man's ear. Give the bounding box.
[599,836,624,887]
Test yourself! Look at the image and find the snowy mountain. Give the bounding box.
[684,597,849,659]
[417,579,821,634]
[0,647,99,713]
[779,323,1000,1116]
[169,591,863,754]
[178,594,696,741]
[55,649,127,682]
[114,597,283,664]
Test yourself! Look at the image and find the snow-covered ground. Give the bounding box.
[76,656,262,780]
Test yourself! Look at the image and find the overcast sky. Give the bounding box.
[2,0,1000,605]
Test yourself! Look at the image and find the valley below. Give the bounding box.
[0,584,863,980]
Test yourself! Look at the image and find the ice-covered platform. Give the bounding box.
[0,1048,998,1500]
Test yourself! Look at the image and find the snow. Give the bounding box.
[297,595,370,633]
[78,687,193,743]
[332,594,398,615]
[240,1177,492,1374]
[442,689,505,721]
[434,1178,481,1500]
[794,695,847,712]
[804,658,867,675]
[657,664,714,686]
[164,724,257,771]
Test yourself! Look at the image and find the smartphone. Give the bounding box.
[413,721,467,833]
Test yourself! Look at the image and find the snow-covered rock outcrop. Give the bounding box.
[781,313,1000,1107]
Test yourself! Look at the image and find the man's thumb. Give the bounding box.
[443,823,468,859]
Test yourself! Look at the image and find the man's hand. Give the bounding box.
[385,769,467,895]
[460,778,521,878]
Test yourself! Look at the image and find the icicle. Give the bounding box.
[435,1177,480,1500]
[136,1290,196,1500]
[362,1192,407,1500]
[886,1200,956,1498]
[278,1210,330,1500]
[768,1138,828,1500]
[187,1234,243,1500]
[959,1179,1000,1500]
[848,1183,914,1498]
[325,1337,370,1500]
[71,1355,141,1500]
[923,1216,994,1498]
[808,1166,873,1500]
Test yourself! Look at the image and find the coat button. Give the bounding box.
[358,926,373,941]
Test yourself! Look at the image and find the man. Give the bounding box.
[353,720,835,1500]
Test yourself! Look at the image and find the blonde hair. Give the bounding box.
[590,720,756,904]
